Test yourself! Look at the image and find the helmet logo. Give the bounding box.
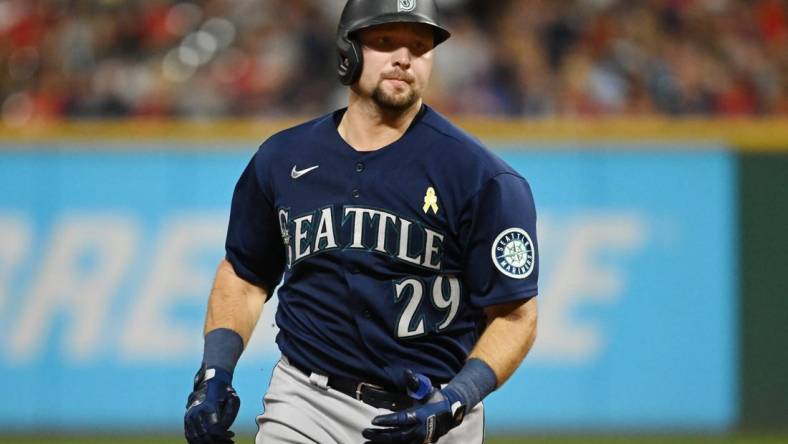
[398,0,416,12]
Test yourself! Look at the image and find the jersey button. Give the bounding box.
[351,188,360,198]
[362,309,372,319]
[355,162,365,172]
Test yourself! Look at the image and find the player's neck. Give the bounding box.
[338,95,422,152]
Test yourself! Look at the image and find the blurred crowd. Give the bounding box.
[0,0,786,124]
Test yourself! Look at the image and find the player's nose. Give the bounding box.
[392,46,412,69]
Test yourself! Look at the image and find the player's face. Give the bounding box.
[356,23,435,112]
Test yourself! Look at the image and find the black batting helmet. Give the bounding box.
[336,0,451,85]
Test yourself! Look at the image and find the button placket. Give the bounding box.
[351,158,364,198]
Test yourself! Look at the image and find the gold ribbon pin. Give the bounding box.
[423,186,439,214]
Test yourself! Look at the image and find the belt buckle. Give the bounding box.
[355,381,384,400]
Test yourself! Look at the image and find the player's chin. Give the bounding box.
[372,85,420,111]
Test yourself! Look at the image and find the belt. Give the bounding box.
[285,357,414,411]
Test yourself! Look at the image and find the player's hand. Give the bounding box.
[362,371,466,444]
[184,364,240,444]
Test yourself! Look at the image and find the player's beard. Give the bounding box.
[371,81,419,113]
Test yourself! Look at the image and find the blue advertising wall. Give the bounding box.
[0,142,736,432]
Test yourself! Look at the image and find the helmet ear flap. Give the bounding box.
[337,33,363,85]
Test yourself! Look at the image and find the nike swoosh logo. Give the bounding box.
[291,165,319,179]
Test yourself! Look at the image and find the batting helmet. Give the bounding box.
[336,0,451,85]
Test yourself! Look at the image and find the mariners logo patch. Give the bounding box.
[492,228,535,279]
[398,0,416,13]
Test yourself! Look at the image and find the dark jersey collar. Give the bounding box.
[330,104,428,133]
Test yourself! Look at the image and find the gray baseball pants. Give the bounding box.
[256,357,485,443]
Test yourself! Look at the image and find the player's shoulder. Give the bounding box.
[420,105,523,181]
[254,112,335,159]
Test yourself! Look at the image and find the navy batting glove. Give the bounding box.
[184,364,240,444]
[363,372,466,444]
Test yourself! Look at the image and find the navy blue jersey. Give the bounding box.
[225,105,538,389]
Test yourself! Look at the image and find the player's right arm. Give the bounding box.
[184,260,267,444]
[185,149,285,444]
[204,258,268,346]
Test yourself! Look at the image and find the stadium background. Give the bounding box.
[1,0,787,443]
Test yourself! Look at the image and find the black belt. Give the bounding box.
[286,358,414,411]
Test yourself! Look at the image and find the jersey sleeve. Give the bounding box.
[462,173,539,307]
[225,150,286,296]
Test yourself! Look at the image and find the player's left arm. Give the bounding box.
[364,301,538,444]
[469,296,537,387]
[365,172,539,444]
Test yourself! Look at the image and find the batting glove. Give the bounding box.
[362,371,467,444]
[184,364,240,444]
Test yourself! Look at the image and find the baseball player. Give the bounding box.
[184,0,539,443]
